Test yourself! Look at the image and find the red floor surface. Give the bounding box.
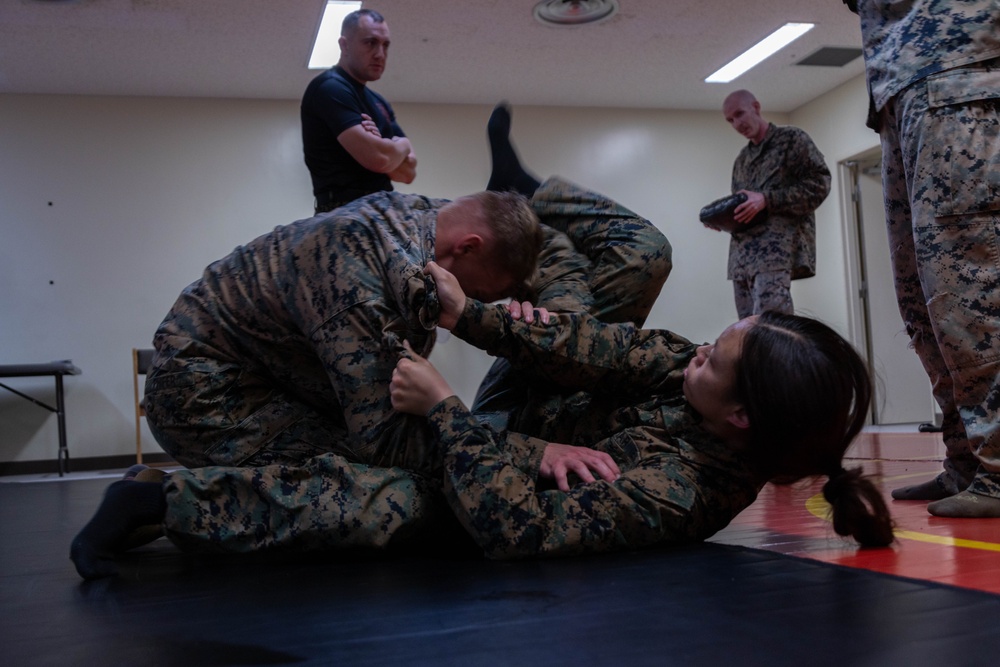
[710,430,1000,594]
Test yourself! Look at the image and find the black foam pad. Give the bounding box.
[699,193,767,233]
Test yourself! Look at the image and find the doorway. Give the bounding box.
[841,149,937,425]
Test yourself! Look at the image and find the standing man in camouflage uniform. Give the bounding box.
[844,0,1000,517]
[721,90,832,318]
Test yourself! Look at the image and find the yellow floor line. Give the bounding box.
[806,494,1000,552]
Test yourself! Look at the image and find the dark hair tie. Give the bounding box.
[822,467,854,503]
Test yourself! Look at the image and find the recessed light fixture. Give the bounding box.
[308,0,362,70]
[534,0,619,27]
[705,22,815,83]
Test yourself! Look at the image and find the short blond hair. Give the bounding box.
[467,190,543,287]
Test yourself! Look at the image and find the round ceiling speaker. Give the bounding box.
[533,0,620,27]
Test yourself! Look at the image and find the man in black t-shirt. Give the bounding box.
[301,9,417,214]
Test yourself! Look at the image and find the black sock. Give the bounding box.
[486,102,541,197]
[70,480,167,580]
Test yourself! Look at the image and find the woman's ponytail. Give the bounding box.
[823,467,895,547]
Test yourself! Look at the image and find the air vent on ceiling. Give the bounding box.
[796,47,863,67]
[534,0,619,27]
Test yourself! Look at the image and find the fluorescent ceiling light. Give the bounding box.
[308,1,362,69]
[705,22,815,83]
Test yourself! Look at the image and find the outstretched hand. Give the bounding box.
[390,341,455,416]
[424,261,466,330]
[539,443,621,492]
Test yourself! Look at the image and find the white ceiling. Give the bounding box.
[0,0,866,112]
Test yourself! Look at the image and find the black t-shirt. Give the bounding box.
[300,66,406,200]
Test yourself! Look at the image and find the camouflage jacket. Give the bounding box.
[728,123,831,280]
[853,0,1000,111]
[153,191,442,450]
[442,300,766,559]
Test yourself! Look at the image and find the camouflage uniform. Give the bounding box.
[520,178,672,325]
[441,301,765,558]
[163,453,445,554]
[159,179,674,553]
[474,178,673,426]
[852,0,1000,498]
[728,123,831,318]
[145,191,444,475]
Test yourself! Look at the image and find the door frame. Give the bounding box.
[840,148,882,422]
[839,147,938,426]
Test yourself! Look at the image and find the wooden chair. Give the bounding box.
[132,348,155,464]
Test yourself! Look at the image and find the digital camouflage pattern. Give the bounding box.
[160,179,677,553]
[731,269,792,319]
[444,301,765,558]
[854,0,1000,497]
[526,177,672,326]
[146,191,444,474]
[164,453,444,553]
[474,177,673,424]
[727,123,831,297]
[854,0,1000,111]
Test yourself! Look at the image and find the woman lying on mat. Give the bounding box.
[389,261,895,559]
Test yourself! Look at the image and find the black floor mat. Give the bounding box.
[3,477,1000,666]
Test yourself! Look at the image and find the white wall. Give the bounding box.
[0,81,875,464]
[788,74,881,340]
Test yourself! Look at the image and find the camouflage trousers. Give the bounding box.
[164,455,444,554]
[144,348,439,473]
[161,177,673,552]
[526,176,672,326]
[473,176,672,428]
[878,60,1000,498]
[731,270,793,319]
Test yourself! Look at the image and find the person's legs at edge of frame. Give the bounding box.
[881,76,1000,516]
[879,96,976,502]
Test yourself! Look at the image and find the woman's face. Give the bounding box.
[682,317,755,437]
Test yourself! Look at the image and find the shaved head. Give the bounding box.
[723,89,758,109]
[722,89,768,144]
